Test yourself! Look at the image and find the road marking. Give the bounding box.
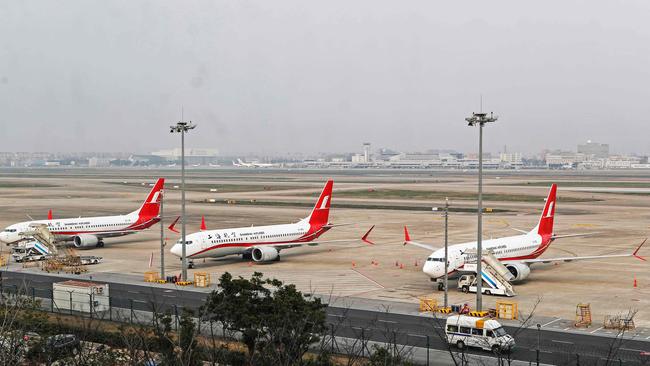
[541,318,562,327]
[645,335,650,339]
[590,327,603,334]
[563,327,572,331]
[328,314,344,318]
[378,320,397,324]
[621,348,646,352]
[551,340,573,344]
[408,334,426,338]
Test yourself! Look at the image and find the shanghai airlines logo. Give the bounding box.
[320,196,330,209]
[150,191,161,203]
[545,202,554,218]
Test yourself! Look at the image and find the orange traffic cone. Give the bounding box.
[352,261,356,268]
[399,263,404,269]
[634,275,637,288]
[414,260,418,267]
[395,261,399,267]
[248,261,253,267]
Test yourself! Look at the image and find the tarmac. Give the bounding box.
[1,167,649,329]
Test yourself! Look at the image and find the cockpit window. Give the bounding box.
[176,240,193,245]
[3,229,17,233]
[427,257,444,262]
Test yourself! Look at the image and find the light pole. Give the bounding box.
[170,120,196,281]
[433,198,450,308]
[160,187,165,280]
[464,111,498,311]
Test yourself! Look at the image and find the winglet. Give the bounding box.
[47,209,53,220]
[361,225,375,245]
[168,216,180,233]
[200,216,207,231]
[403,226,411,244]
[633,239,647,261]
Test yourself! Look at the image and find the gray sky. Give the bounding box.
[1,1,649,155]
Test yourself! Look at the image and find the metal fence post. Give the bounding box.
[361,328,365,358]
[89,293,93,319]
[331,326,335,352]
[108,296,112,321]
[426,335,430,365]
[174,305,179,331]
[130,299,134,324]
[69,292,73,315]
[31,287,35,301]
[50,289,54,312]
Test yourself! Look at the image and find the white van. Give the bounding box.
[445,315,515,353]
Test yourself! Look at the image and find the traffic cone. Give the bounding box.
[399,263,404,269]
[248,261,253,267]
[634,275,637,288]
[414,260,418,267]
[395,261,399,267]
[352,261,356,268]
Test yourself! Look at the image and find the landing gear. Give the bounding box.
[188,260,194,269]
[96,241,105,248]
[437,281,445,291]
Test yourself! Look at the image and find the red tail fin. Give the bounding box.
[535,184,557,237]
[133,178,164,220]
[200,216,207,231]
[47,209,53,220]
[307,180,333,227]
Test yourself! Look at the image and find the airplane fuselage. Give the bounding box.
[423,232,551,279]
[170,219,331,259]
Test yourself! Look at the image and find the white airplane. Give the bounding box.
[169,180,374,266]
[232,158,275,168]
[404,184,646,286]
[0,178,164,249]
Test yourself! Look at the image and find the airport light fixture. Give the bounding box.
[464,111,498,311]
[432,197,450,308]
[170,120,197,282]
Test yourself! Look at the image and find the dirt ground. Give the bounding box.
[1,168,649,326]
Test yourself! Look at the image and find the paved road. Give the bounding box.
[2,270,649,365]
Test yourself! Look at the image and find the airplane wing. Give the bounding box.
[551,232,600,239]
[269,226,375,249]
[402,226,438,251]
[519,239,646,264]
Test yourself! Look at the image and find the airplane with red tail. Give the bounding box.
[403,184,646,288]
[169,180,374,267]
[0,178,164,248]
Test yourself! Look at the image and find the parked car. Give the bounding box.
[44,334,81,361]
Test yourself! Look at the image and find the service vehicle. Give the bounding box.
[445,315,515,353]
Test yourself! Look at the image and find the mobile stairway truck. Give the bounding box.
[457,250,516,297]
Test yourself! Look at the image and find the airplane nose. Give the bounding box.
[170,244,181,257]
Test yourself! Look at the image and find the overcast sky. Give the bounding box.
[1,1,649,155]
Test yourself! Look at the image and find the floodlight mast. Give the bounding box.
[464,111,498,311]
[169,120,197,282]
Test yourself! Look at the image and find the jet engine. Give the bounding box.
[251,246,279,262]
[73,235,99,248]
[504,262,531,281]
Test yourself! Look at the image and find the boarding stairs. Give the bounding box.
[464,250,516,297]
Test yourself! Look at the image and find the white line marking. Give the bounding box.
[563,327,572,331]
[645,335,650,339]
[551,340,573,344]
[378,320,397,324]
[621,348,646,352]
[590,327,603,334]
[541,318,562,327]
[408,334,426,338]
